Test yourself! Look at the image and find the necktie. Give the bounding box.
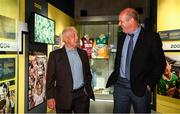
[125,34,134,80]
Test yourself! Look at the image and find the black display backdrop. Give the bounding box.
[25,0,48,113]
[24,31,47,113]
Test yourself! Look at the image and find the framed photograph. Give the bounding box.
[52,35,65,50]
[0,15,25,54]
[0,80,15,113]
[0,58,16,81]
[28,12,55,45]
[0,15,16,40]
[159,29,180,41]
[0,15,17,52]
[157,52,180,99]
[54,35,60,45]
[28,54,47,110]
[159,29,180,51]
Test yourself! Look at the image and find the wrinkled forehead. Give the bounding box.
[63,29,74,37]
[119,13,128,21]
[70,27,78,33]
[68,30,77,38]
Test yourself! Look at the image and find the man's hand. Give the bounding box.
[47,98,56,110]
[167,87,176,96]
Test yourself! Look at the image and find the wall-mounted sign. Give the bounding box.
[0,41,17,51]
[0,15,21,52]
[159,29,180,41]
[163,41,180,51]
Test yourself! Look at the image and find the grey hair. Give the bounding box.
[61,26,77,41]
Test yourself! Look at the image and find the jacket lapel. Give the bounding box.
[77,48,85,78]
[117,33,126,69]
[61,46,73,78]
[132,28,145,60]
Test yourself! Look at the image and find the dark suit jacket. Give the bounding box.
[106,27,166,97]
[46,46,95,110]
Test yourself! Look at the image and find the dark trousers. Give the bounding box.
[56,87,90,113]
[113,78,151,113]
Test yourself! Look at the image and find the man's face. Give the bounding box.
[164,62,172,76]
[67,31,78,48]
[28,90,32,100]
[30,68,35,78]
[37,84,42,95]
[2,88,7,96]
[118,14,132,33]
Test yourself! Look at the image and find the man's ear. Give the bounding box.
[63,37,67,43]
[130,17,134,22]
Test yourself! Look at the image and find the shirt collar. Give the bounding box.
[130,26,141,36]
[65,45,77,53]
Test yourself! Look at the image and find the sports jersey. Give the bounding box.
[80,37,94,58]
[158,73,179,96]
[92,34,109,59]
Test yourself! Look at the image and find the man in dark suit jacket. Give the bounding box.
[106,8,166,113]
[46,26,95,113]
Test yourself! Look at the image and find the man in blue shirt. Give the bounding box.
[106,8,166,113]
[46,26,95,113]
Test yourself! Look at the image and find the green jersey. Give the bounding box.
[158,73,178,96]
[92,34,109,59]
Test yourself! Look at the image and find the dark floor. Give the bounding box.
[48,94,157,113]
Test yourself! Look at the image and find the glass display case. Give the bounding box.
[77,23,119,99]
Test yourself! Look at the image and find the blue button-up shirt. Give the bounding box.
[120,27,141,78]
[65,46,84,89]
